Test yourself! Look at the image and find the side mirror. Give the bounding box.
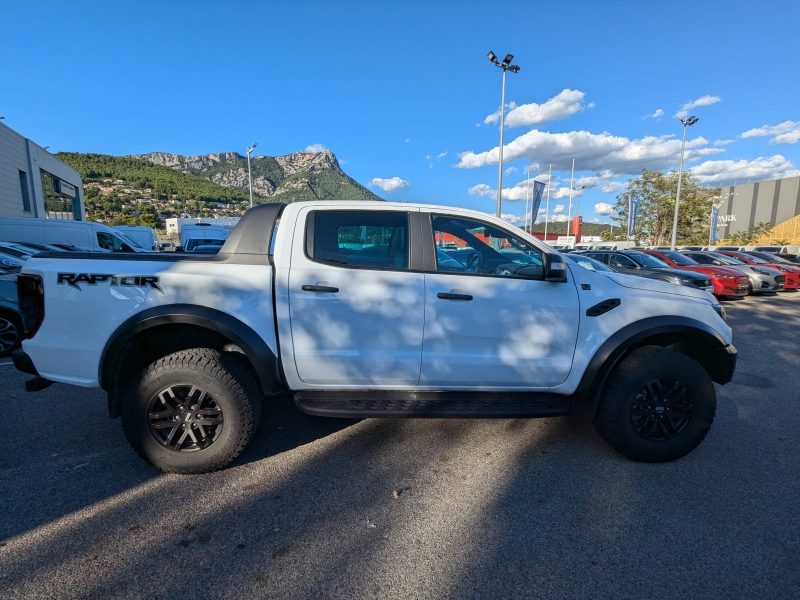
[544,254,568,282]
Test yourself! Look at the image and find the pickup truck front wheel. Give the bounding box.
[592,346,716,462]
[121,349,261,474]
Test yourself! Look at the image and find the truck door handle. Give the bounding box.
[302,285,339,293]
[437,292,473,301]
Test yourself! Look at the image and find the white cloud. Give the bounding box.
[689,155,795,185]
[643,109,664,119]
[484,89,588,127]
[713,139,735,146]
[741,121,800,145]
[677,95,721,117]
[552,203,565,214]
[456,129,724,174]
[437,151,448,159]
[468,184,494,198]
[425,155,431,160]
[469,178,554,202]
[405,138,411,143]
[500,213,525,226]
[504,166,517,176]
[368,177,410,193]
[601,181,627,194]
[594,202,614,215]
[305,143,327,152]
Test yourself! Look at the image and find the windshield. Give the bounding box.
[708,252,744,265]
[751,252,790,264]
[628,252,670,268]
[186,238,225,251]
[115,231,143,249]
[565,255,613,272]
[735,253,770,264]
[658,251,698,266]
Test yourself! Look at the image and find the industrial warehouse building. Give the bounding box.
[0,122,84,220]
[716,174,800,238]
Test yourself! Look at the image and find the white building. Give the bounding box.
[165,216,241,236]
[0,121,84,219]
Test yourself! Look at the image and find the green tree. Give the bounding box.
[610,170,719,245]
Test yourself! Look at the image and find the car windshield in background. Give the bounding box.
[750,252,791,264]
[736,253,770,264]
[628,252,670,268]
[565,255,613,272]
[708,252,744,265]
[115,231,143,248]
[658,251,698,266]
[186,238,225,251]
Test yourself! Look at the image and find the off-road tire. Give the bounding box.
[592,345,716,462]
[122,348,261,474]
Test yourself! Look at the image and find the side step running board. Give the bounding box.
[294,390,572,419]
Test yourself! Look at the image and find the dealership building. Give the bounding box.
[0,121,84,220]
[715,174,800,238]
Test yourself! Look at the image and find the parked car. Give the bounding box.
[716,251,799,290]
[680,251,785,294]
[13,201,735,473]
[641,250,750,298]
[746,251,800,272]
[0,242,35,261]
[0,274,23,357]
[580,250,714,292]
[179,222,227,249]
[0,217,147,253]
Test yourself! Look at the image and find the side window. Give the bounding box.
[311,211,409,270]
[587,252,607,263]
[691,254,711,265]
[97,232,132,252]
[430,215,543,279]
[609,254,637,269]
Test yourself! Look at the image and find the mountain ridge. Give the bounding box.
[132,150,381,202]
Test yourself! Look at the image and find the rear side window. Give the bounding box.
[97,232,133,252]
[609,254,637,268]
[309,211,409,270]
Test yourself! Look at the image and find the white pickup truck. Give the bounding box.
[13,201,736,473]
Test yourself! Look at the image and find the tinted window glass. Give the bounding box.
[627,252,669,268]
[431,215,543,278]
[659,251,698,266]
[312,211,409,269]
[609,254,637,268]
[97,232,133,252]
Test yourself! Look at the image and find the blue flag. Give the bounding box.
[710,205,720,242]
[530,180,546,224]
[627,194,639,238]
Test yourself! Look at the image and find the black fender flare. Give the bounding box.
[99,304,285,396]
[572,315,736,413]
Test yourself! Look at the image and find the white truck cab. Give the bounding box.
[13,201,736,474]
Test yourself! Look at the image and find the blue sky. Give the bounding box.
[3,0,799,226]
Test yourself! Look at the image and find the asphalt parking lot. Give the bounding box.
[1,294,798,599]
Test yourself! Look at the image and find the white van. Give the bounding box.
[114,225,157,251]
[0,217,148,253]
[180,223,227,248]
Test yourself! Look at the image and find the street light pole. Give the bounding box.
[487,52,520,218]
[246,142,258,208]
[544,164,552,241]
[566,159,575,237]
[670,116,698,250]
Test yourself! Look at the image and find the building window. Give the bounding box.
[40,170,75,219]
[19,171,32,213]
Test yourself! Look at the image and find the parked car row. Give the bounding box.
[569,248,798,299]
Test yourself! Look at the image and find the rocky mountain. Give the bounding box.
[132,150,382,202]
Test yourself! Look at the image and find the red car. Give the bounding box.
[642,250,750,297]
[717,251,800,290]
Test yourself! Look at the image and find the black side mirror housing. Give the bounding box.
[544,254,568,282]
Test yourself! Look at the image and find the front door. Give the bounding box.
[421,213,580,388]
[288,208,425,386]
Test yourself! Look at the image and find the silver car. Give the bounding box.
[682,251,784,294]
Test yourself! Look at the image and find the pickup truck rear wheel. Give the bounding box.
[121,348,261,474]
[592,346,716,462]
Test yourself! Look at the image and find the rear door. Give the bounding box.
[287,208,425,386]
[420,213,580,388]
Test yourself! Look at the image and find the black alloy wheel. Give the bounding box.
[147,385,224,452]
[0,313,21,357]
[631,379,693,442]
